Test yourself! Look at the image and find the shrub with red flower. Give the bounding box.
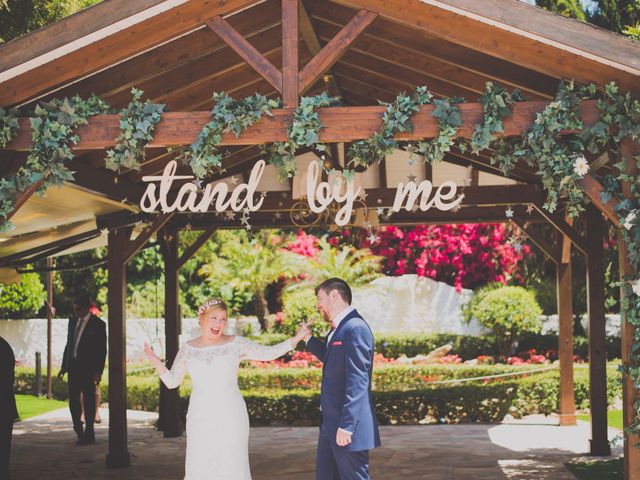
[438,354,463,364]
[327,224,529,291]
[284,230,320,257]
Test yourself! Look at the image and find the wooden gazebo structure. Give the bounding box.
[1,0,639,477]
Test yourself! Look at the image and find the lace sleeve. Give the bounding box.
[159,346,188,389]
[237,336,294,361]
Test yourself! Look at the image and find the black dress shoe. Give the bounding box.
[77,433,96,445]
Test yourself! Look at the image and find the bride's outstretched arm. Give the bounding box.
[144,343,188,389]
[238,324,309,361]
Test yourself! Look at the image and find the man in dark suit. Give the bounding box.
[304,278,381,480]
[0,336,18,480]
[58,295,106,445]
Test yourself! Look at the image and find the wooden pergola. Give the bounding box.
[1,0,639,477]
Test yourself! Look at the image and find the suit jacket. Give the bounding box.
[0,336,19,421]
[61,314,107,378]
[307,309,381,452]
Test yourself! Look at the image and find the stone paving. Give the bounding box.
[10,408,622,480]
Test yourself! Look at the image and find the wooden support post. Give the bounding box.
[556,230,576,426]
[586,203,611,455]
[282,0,299,107]
[159,226,183,438]
[46,257,53,400]
[106,227,132,468]
[620,138,640,480]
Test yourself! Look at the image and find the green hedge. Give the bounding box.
[253,332,623,360]
[16,365,621,425]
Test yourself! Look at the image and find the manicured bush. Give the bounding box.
[0,273,46,318]
[472,286,543,356]
[279,287,322,336]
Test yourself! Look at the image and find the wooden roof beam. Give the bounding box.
[206,16,283,94]
[3,100,602,151]
[578,173,620,228]
[533,204,587,255]
[512,218,561,264]
[299,9,377,94]
[123,213,175,264]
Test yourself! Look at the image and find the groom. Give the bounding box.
[303,278,381,480]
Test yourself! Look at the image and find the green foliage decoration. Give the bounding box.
[411,96,463,164]
[0,94,110,232]
[105,88,165,173]
[348,86,433,170]
[0,106,19,148]
[188,92,280,178]
[262,92,337,179]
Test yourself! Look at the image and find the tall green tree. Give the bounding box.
[0,0,100,43]
[536,0,587,20]
[589,0,640,34]
[200,230,298,331]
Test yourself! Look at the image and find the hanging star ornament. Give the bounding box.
[100,228,109,238]
[407,173,417,183]
[505,207,514,218]
[377,207,385,216]
[367,232,379,244]
[526,204,534,215]
[358,189,368,201]
[225,211,236,220]
[273,211,283,220]
[184,223,193,231]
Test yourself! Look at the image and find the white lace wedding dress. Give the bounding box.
[160,336,294,480]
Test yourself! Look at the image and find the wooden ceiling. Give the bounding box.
[1,0,638,233]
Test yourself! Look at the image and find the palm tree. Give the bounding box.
[200,230,297,331]
[285,238,384,290]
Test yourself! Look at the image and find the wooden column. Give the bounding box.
[556,229,576,426]
[159,227,183,438]
[282,0,299,107]
[586,203,611,456]
[106,227,131,468]
[620,138,640,480]
[46,257,53,399]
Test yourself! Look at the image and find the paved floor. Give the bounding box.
[10,408,622,480]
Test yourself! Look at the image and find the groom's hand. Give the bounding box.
[336,428,352,447]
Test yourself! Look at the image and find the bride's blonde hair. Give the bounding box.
[197,298,228,317]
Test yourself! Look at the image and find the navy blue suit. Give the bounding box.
[307,309,380,480]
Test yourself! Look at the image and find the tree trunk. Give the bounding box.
[253,291,269,332]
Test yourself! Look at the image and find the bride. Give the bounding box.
[144,298,310,480]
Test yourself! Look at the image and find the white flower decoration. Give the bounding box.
[623,210,637,231]
[573,156,589,177]
[632,279,640,297]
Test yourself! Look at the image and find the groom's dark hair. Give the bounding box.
[315,278,352,304]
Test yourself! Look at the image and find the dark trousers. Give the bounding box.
[0,416,13,480]
[316,430,370,480]
[68,370,97,438]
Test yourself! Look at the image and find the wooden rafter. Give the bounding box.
[299,9,377,94]
[123,213,175,265]
[177,225,217,269]
[578,173,620,228]
[206,16,283,93]
[532,204,587,255]
[1,175,47,224]
[512,218,560,264]
[4,100,601,151]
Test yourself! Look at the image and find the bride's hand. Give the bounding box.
[296,322,312,342]
[144,342,161,364]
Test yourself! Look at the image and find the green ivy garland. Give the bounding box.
[411,96,463,165]
[187,91,280,178]
[262,92,338,179]
[105,88,165,173]
[0,107,19,148]
[348,86,433,170]
[1,95,110,232]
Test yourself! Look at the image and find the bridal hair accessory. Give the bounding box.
[198,299,224,316]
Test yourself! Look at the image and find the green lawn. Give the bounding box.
[565,458,622,480]
[577,410,623,430]
[15,394,67,421]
